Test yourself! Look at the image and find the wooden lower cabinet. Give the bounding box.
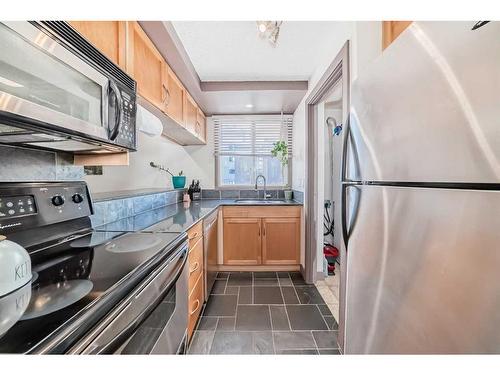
[187,272,203,341]
[223,218,262,265]
[222,206,301,266]
[262,218,300,265]
[187,221,204,342]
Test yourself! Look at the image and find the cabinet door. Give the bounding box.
[382,21,412,50]
[262,218,300,265]
[69,21,126,68]
[196,109,206,142]
[165,65,185,124]
[183,92,198,134]
[127,22,166,110]
[223,218,262,265]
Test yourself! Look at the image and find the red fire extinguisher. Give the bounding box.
[324,244,339,275]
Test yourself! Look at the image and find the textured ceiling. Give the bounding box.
[172,21,348,81]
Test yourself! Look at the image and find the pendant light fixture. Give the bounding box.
[256,21,283,46]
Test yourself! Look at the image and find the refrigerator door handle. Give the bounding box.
[342,184,362,251]
[341,113,351,183]
[341,113,362,183]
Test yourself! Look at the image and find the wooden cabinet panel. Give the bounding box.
[126,22,166,110]
[69,21,126,68]
[382,21,412,50]
[188,237,203,292]
[165,65,185,124]
[196,109,206,142]
[223,218,262,265]
[188,273,203,341]
[262,218,300,265]
[184,92,198,134]
[187,220,203,248]
[223,206,301,219]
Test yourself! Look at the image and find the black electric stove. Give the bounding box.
[0,182,187,354]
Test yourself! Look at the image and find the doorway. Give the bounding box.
[304,42,349,352]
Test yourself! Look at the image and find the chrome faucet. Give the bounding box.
[255,174,268,199]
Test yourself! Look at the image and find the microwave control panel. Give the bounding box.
[117,90,137,150]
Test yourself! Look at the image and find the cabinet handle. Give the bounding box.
[258,227,261,237]
[189,232,199,240]
[162,85,170,106]
[263,226,266,236]
[189,262,199,274]
[190,299,200,315]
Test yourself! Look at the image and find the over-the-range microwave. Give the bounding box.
[0,21,137,154]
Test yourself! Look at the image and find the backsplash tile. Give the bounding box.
[91,189,183,227]
[202,189,221,199]
[220,190,240,199]
[0,145,56,181]
[152,193,167,209]
[293,190,304,203]
[133,194,153,214]
[0,145,84,181]
[240,190,259,199]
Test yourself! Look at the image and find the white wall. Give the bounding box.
[292,21,382,192]
[290,21,382,275]
[85,117,215,194]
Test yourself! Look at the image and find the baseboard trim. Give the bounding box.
[215,265,300,272]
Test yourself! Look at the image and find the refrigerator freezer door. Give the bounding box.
[348,21,500,183]
[344,184,500,354]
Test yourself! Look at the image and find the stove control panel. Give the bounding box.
[0,182,93,234]
[0,195,37,218]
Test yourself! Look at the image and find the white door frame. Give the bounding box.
[304,41,350,351]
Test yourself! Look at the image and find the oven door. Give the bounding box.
[0,22,114,143]
[73,242,189,355]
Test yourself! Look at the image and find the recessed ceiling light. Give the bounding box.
[245,104,254,108]
[258,23,267,33]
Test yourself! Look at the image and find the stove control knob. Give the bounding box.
[72,193,84,204]
[51,195,65,206]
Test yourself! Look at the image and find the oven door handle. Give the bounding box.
[108,80,123,142]
[84,245,188,354]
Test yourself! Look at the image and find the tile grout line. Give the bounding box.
[317,304,332,330]
[279,286,293,331]
[310,329,320,351]
[269,305,277,354]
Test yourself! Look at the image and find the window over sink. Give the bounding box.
[214,115,293,188]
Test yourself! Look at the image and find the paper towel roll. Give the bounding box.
[137,104,163,137]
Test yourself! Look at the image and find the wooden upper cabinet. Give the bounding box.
[223,218,262,265]
[68,21,126,68]
[262,218,300,265]
[184,92,198,134]
[126,22,166,111]
[196,109,206,142]
[382,21,413,50]
[164,65,185,125]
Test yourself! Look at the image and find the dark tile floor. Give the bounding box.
[187,271,340,355]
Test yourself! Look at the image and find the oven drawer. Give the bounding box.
[188,237,203,292]
[187,221,203,248]
[188,273,203,341]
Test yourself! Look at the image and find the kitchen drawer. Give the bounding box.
[188,236,203,292]
[223,206,301,218]
[187,220,203,248]
[188,273,203,341]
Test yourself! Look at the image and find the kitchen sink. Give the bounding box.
[235,199,288,204]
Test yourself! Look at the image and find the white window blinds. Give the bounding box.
[214,115,293,156]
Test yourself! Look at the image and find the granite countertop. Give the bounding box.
[92,188,184,202]
[95,198,302,234]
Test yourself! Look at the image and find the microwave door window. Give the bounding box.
[0,23,103,130]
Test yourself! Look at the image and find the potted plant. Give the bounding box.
[149,162,186,189]
[271,141,293,200]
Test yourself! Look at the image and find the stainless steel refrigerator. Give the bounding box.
[342,21,500,354]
